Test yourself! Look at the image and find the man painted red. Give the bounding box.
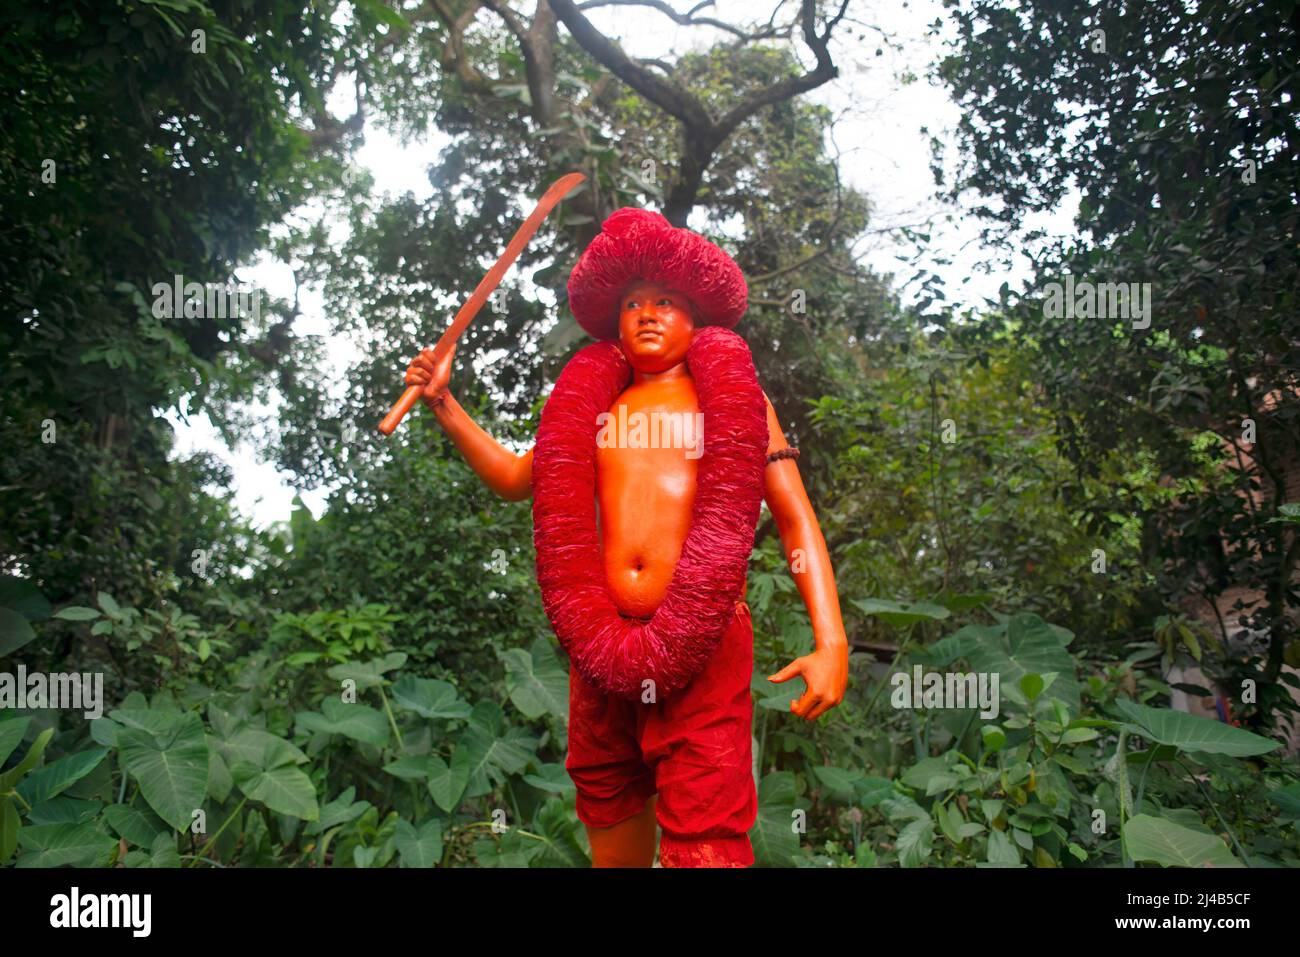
[404,208,849,867]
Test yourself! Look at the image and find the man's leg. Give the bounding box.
[586,795,657,868]
[566,666,658,867]
[641,602,757,868]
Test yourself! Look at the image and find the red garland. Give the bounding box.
[532,326,768,699]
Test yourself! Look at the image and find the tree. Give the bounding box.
[931,0,1300,730]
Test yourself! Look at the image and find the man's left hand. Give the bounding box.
[768,645,848,721]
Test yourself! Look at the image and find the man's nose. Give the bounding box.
[637,309,658,325]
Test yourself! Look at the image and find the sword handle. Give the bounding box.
[378,385,424,435]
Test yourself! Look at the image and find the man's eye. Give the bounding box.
[657,298,672,306]
[625,300,639,309]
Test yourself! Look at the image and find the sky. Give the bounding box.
[167,0,1075,530]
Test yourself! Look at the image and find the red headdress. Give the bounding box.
[566,208,749,340]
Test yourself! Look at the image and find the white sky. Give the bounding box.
[168,0,1075,529]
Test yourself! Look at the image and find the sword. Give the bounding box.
[377,171,587,435]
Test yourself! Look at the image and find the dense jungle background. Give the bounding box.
[1,0,1298,868]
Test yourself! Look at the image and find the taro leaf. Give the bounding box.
[15,822,117,867]
[309,787,372,834]
[295,698,389,747]
[394,818,443,867]
[325,652,407,691]
[382,755,434,781]
[117,714,209,832]
[17,748,108,806]
[455,721,535,797]
[749,771,799,867]
[207,742,232,803]
[390,675,472,720]
[1124,814,1242,867]
[231,762,318,821]
[1114,699,1280,757]
[528,799,587,867]
[104,803,167,848]
[522,762,576,796]
[144,832,182,867]
[500,638,569,721]
[25,797,102,826]
[221,729,317,821]
[852,598,951,628]
[216,728,308,771]
[428,754,469,813]
[964,614,1080,713]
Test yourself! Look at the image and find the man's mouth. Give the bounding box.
[636,329,662,340]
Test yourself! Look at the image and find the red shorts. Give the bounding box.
[566,600,757,867]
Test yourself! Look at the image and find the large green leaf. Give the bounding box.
[296,698,390,746]
[216,728,307,771]
[1115,700,1280,757]
[1124,814,1242,867]
[326,653,407,691]
[15,822,116,867]
[749,771,800,867]
[500,639,568,721]
[852,598,951,628]
[26,797,102,826]
[390,675,472,720]
[428,754,469,813]
[17,748,108,807]
[117,714,209,831]
[394,818,443,867]
[963,614,1080,713]
[232,762,319,821]
[104,803,167,848]
[528,799,587,867]
[454,722,536,798]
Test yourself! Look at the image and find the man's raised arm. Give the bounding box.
[404,344,533,501]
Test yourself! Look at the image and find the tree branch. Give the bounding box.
[575,0,780,41]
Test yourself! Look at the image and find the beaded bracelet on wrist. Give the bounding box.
[766,447,800,465]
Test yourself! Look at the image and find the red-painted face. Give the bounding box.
[618,280,696,374]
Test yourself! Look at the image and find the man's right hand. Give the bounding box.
[404,342,457,409]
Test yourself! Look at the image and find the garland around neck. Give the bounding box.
[531,326,768,700]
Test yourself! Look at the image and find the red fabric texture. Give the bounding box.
[566,601,757,868]
[531,326,768,699]
[566,208,749,341]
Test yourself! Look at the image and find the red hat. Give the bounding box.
[567,208,748,341]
